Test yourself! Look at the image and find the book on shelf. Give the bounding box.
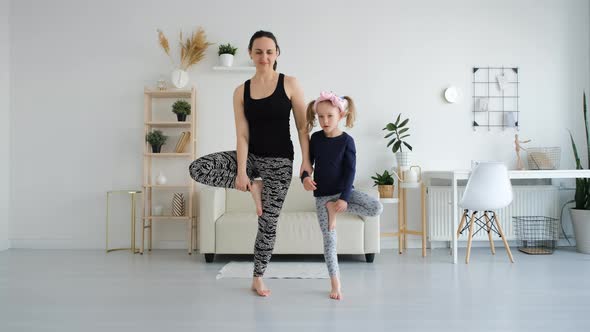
[179,132,191,152]
[175,131,191,153]
[174,132,186,152]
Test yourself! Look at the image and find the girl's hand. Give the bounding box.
[334,199,348,212]
[303,177,317,191]
[300,160,313,178]
[235,173,251,192]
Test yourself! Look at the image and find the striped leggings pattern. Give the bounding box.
[189,151,292,277]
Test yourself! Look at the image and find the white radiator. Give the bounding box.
[427,186,559,241]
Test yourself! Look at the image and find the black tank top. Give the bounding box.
[244,73,294,160]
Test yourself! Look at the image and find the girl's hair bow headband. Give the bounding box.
[313,91,348,113]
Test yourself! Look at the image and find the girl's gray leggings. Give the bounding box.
[315,190,383,277]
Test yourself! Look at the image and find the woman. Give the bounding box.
[189,31,311,297]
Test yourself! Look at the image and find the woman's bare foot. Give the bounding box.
[251,277,271,297]
[326,201,338,231]
[250,180,263,217]
[329,276,342,300]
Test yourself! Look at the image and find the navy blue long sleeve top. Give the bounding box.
[304,131,356,201]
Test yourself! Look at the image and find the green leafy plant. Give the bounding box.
[371,170,394,186]
[172,100,191,116]
[383,114,412,153]
[218,43,238,56]
[146,130,168,147]
[568,92,590,210]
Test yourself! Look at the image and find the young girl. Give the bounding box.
[301,91,383,300]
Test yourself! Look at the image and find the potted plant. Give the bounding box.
[371,170,395,198]
[172,100,191,122]
[218,43,238,67]
[568,92,590,254]
[146,130,168,153]
[383,114,413,167]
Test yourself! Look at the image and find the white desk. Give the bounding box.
[429,169,590,264]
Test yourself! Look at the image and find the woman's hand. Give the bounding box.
[303,177,317,191]
[300,160,313,178]
[235,173,251,192]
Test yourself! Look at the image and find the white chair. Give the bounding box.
[456,162,515,264]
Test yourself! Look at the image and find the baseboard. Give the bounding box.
[0,239,9,251]
[9,238,189,250]
[10,238,103,249]
[429,239,576,249]
[380,238,426,250]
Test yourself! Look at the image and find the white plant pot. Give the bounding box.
[570,208,590,254]
[395,151,412,169]
[171,69,189,88]
[219,54,234,67]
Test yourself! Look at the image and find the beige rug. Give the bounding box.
[216,261,329,279]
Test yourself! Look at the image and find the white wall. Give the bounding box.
[8,0,590,249]
[0,0,10,251]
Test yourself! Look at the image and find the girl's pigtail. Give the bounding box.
[343,96,356,128]
[306,101,317,133]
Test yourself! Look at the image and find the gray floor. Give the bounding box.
[1,248,589,332]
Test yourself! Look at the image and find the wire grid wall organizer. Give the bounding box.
[472,67,519,131]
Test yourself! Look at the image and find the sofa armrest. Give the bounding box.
[199,186,226,253]
[358,188,381,254]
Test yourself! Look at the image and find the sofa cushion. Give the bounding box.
[215,212,365,254]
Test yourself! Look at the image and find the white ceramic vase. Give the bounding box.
[171,69,189,88]
[172,193,185,216]
[153,205,163,216]
[156,171,167,185]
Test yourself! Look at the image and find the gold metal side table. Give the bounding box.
[106,190,143,253]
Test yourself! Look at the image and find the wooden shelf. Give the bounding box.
[144,88,192,98]
[142,85,197,255]
[212,66,256,72]
[144,153,192,157]
[145,121,192,127]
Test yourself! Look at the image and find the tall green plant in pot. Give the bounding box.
[383,114,413,168]
[568,92,590,254]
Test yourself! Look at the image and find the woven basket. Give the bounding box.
[378,185,394,198]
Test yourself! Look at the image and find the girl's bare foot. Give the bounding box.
[330,276,342,300]
[326,201,337,231]
[250,180,263,217]
[251,277,271,297]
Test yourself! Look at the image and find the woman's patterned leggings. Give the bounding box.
[189,151,292,277]
[315,190,383,277]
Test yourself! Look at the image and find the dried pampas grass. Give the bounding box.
[157,27,213,70]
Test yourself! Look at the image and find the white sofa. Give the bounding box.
[199,179,380,263]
